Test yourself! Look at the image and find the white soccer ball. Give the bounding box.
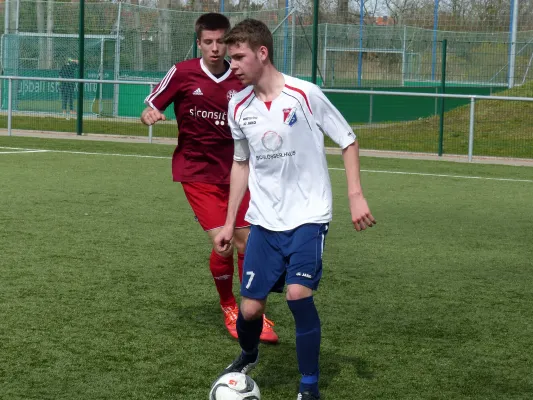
[209,372,261,400]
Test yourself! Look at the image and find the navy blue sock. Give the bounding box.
[288,296,321,396]
[236,310,262,362]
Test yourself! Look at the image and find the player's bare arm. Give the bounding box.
[140,106,166,126]
[342,141,376,231]
[215,158,250,253]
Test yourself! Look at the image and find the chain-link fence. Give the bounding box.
[313,24,533,87]
[0,0,531,159]
[2,0,532,90]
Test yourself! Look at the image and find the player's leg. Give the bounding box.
[222,225,286,375]
[232,227,248,283]
[207,227,241,339]
[182,182,238,337]
[288,286,321,400]
[285,223,329,400]
[227,186,251,283]
[206,227,237,301]
[231,189,279,343]
[222,296,265,375]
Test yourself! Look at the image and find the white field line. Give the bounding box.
[328,167,533,183]
[0,146,168,159]
[0,149,50,154]
[1,146,532,184]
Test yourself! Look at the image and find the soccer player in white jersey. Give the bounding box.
[213,19,376,400]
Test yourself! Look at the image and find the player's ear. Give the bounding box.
[258,46,269,63]
[196,32,201,48]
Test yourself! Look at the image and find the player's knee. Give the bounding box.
[233,229,249,254]
[286,284,313,301]
[240,298,264,320]
[233,239,246,254]
[213,244,233,258]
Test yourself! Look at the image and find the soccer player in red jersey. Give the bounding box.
[140,13,278,343]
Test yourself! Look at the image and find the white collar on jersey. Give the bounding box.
[200,58,232,83]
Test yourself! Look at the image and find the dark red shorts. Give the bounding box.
[181,182,251,231]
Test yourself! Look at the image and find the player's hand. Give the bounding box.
[348,193,376,231]
[214,225,234,253]
[141,107,166,126]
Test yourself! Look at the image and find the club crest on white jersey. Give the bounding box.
[283,107,297,126]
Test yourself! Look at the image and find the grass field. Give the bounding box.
[1,136,533,400]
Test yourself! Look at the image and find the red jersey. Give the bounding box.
[145,58,243,184]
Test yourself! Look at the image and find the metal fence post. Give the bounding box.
[98,38,104,115]
[311,0,318,84]
[290,7,295,76]
[438,39,447,156]
[357,0,364,87]
[7,77,12,136]
[322,23,327,86]
[148,83,153,144]
[77,0,85,136]
[113,1,122,117]
[434,88,438,115]
[401,25,407,86]
[369,90,373,124]
[283,0,289,74]
[0,35,3,108]
[508,0,519,88]
[431,0,440,81]
[468,97,476,162]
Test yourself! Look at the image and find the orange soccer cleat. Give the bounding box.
[221,304,239,339]
[260,315,279,344]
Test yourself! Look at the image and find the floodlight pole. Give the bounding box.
[311,0,318,84]
[77,0,85,136]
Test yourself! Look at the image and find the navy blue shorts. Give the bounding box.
[241,223,329,300]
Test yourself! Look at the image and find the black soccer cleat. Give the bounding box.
[297,391,321,400]
[222,352,259,375]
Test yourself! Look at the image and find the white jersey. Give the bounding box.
[228,74,356,231]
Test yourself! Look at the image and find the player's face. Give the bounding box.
[228,42,266,86]
[198,29,227,68]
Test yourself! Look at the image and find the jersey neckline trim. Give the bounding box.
[284,83,313,114]
[233,88,255,119]
[200,58,232,83]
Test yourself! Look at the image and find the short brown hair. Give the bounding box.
[223,19,274,63]
[195,13,231,40]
